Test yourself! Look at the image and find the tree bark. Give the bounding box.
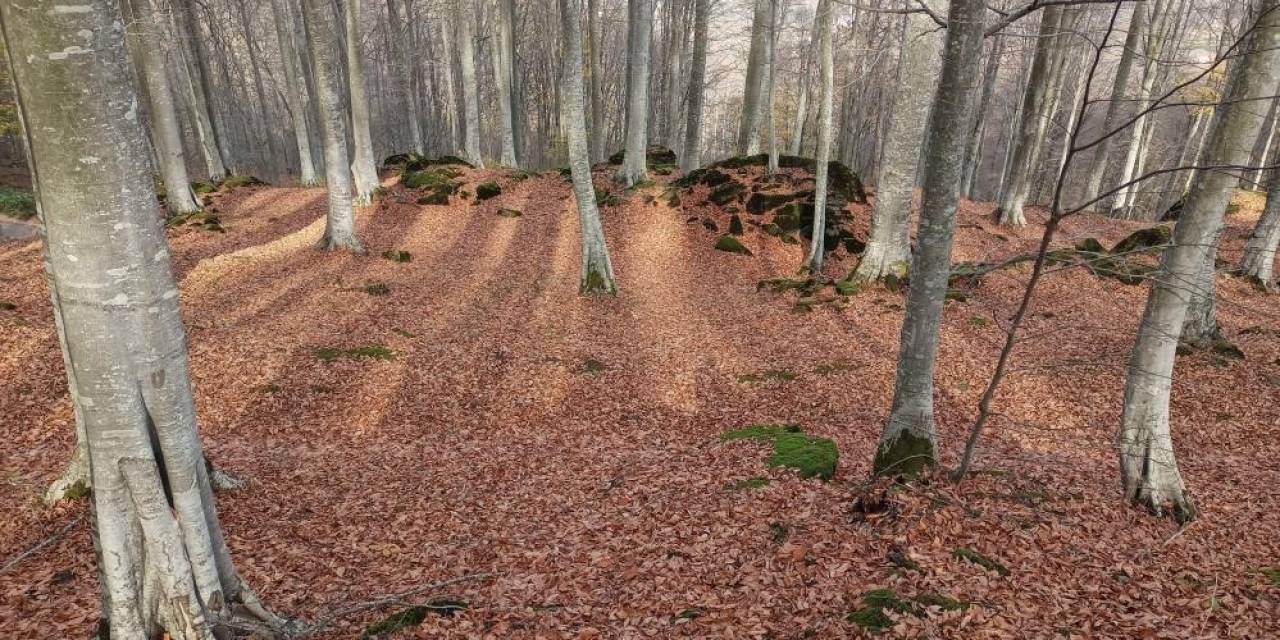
[1241,178,1280,287]
[588,0,607,163]
[680,0,709,172]
[560,0,618,295]
[1119,0,1280,521]
[854,0,944,282]
[346,0,380,204]
[763,0,781,174]
[873,0,987,477]
[618,0,653,186]
[386,0,426,153]
[804,0,833,275]
[303,0,366,252]
[130,0,201,214]
[1080,3,1146,210]
[789,9,821,156]
[170,0,228,182]
[1110,0,1175,218]
[454,0,484,167]
[0,1,282,635]
[737,0,772,155]
[961,36,1004,200]
[271,0,321,185]
[491,0,519,167]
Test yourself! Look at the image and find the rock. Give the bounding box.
[476,182,502,200]
[715,234,752,255]
[1111,225,1172,255]
[405,154,474,171]
[746,191,797,214]
[702,218,718,232]
[417,192,450,205]
[1074,237,1106,254]
[708,181,747,206]
[729,215,744,236]
[607,144,678,167]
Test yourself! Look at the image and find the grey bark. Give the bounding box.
[1241,176,1280,287]
[873,0,987,476]
[995,6,1076,226]
[763,0,781,174]
[303,0,366,252]
[737,0,771,155]
[804,0,833,275]
[0,0,283,635]
[386,0,425,153]
[346,0,380,204]
[962,36,1004,200]
[854,0,944,282]
[272,0,320,186]
[588,0,607,162]
[1080,3,1146,210]
[663,0,689,151]
[619,0,653,186]
[170,0,227,182]
[455,0,484,167]
[789,9,820,156]
[680,0,709,172]
[1119,0,1280,521]
[491,0,519,167]
[1112,0,1179,218]
[561,0,618,295]
[131,0,201,215]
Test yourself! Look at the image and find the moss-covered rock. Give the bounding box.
[714,234,752,255]
[953,547,1010,576]
[475,182,502,200]
[221,175,266,189]
[746,191,797,214]
[381,250,412,263]
[728,215,744,236]
[405,154,474,171]
[497,208,523,218]
[607,144,678,167]
[1074,237,1106,254]
[708,181,747,206]
[0,187,36,221]
[190,181,218,195]
[1111,225,1172,255]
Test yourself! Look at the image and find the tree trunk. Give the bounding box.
[873,0,987,477]
[491,0,519,167]
[560,0,618,295]
[303,0,366,252]
[1080,3,1146,210]
[588,0,607,163]
[790,10,821,156]
[961,36,1004,200]
[994,6,1074,226]
[737,0,772,155]
[618,0,653,186]
[346,0,380,204]
[1120,0,1280,521]
[130,0,201,214]
[1241,175,1280,287]
[1110,0,1174,218]
[272,0,321,185]
[454,0,484,167]
[763,0,781,174]
[680,0,708,172]
[804,0,833,275]
[1,1,282,635]
[170,0,228,182]
[386,0,426,153]
[854,0,944,281]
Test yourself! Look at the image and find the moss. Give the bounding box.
[846,605,894,631]
[1111,225,1172,255]
[670,606,703,623]
[497,208,523,218]
[382,250,412,263]
[594,188,623,207]
[62,480,91,501]
[969,315,990,327]
[475,182,502,200]
[953,547,1010,576]
[834,278,863,296]
[220,175,266,189]
[814,361,856,375]
[190,181,218,194]
[1074,237,1105,254]
[708,181,747,206]
[315,344,398,362]
[417,192,451,206]
[725,476,770,491]
[714,235,752,256]
[872,430,936,477]
[0,301,16,311]
[580,268,617,296]
[364,599,468,637]
[256,384,282,394]
[402,168,460,191]
[735,369,797,384]
[581,358,607,374]
[664,189,682,207]
[728,215,745,236]
[363,282,391,296]
[914,592,968,612]
[719,423,837,481]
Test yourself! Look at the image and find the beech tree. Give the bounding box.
[619,0,653,186]
[347,0,380,204]
[304,0,365,252]
[854,0,944,282]
[804,0,833,275]
[1119,0,1280,520]
[171,0,228,182]
[737,0,772,155]
[1241,174,1280,287]
[873,0,987,476]
[561,0,618,295]
[386,0,426,154]
[680,0,709,172]
[271,0,320,185]
[455,0,484,168]
[0,0,281,634]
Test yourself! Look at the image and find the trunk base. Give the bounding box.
[317,234,367,255]
[873,417,937,477]
[853,246,910,282]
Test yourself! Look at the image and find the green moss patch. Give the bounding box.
[735,369,796,384]
[720,423,838,480]
[714,234,752,255]
[953,547,1010,576]
[381,250,412,263]
[846,588,969,631]
[314,344,398,362]
[725,476,770,491]
[1259,566,1280,585]
[581,358,608,374]
[220,175,266,189]
[0,301,16,311]
[166,210,224,233]
[364,599,468,637]
[814,361,856,375]
[363,282,391,296]
[475,182,502,200]
[497,208,522,218]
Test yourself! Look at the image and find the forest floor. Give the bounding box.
[1,165,1278,638]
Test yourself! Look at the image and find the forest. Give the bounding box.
[0,0,1278,637]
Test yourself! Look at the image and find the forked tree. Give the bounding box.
[680,0,709,172]
[0,0,281,635]
[561,0,618,295]
[872,0,988,476]
[1119,0,1280,520]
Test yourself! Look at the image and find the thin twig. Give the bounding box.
[0,515,84,575]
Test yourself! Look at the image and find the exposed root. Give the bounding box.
[206,457,247,492]
[317,234,367,255]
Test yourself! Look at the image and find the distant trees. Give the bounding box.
[454,0,484,168]
[680,0,709,172]
[619,0,654,186]
[1119,0,1280,521]
[1,0,280,634]
[346,0,381,205]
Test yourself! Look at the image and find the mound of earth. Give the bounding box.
[672,154,868,256]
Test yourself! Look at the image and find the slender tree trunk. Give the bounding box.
[1250,99,1280,189]
[962,36,1004,199]
[588,0,606,163]
[386,0,425,153]
[790,10,820,156]
[304,0,366,252]
[560,0,618,294]
[680,0,708,172]
[804,0,833,275]
[170,0,227,182]
[763,0,781,174]
[346,0,380,203]
[1080,3,1146,210]
[491,0,518,167]
[1241,171,1280,287]
[130,0,201,214]
[995,6,1074,226]
[272,0,320,185]
[1119,0,1280,521]
[236,0,280,176]
[454,0,484,167]
[618,0,653,186]
[737,0,771,155]
[873,0,987,476]
[1111,0,1173,218]
[664,0,689,152]
[1,1,283,635]
[854,0,944,281]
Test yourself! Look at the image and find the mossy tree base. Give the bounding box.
[872,428,937,478]
[317,234,367,255]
